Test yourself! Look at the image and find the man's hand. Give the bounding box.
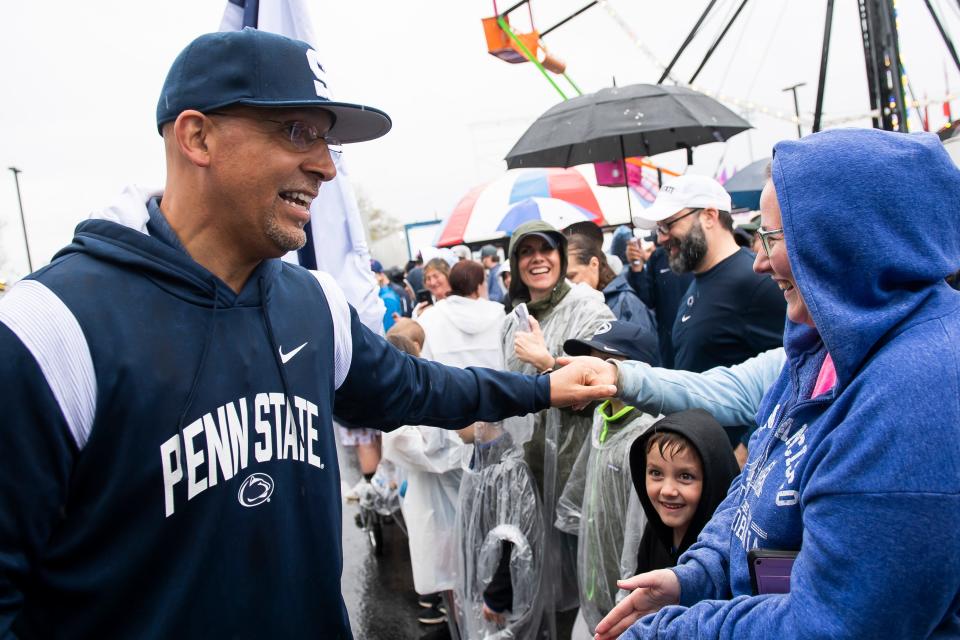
[514,316,553,371]
[549,356,618,408]
[555,355,619,388]
[626,239,646,272]
[594,570,681,640]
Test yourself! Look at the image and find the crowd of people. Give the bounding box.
[1,26,960,640]
[359,130,960,639]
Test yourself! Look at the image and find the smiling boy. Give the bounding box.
[630,410,739,575]
[644,432,703,551]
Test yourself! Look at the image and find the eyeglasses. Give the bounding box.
[656,208,702,235]
[757,227,784,257]
[205,111,343,157]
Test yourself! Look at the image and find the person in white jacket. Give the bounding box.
[384,259,508,628]
[417,260,507,370]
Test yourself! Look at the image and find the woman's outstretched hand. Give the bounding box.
[594,569,681,640]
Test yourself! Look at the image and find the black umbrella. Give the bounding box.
[505,83,751,169]
[723,157,771,211]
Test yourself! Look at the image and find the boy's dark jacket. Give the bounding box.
[630,409,739,574]
[0,193,549,639]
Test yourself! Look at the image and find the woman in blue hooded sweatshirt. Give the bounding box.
[594,128,960,640]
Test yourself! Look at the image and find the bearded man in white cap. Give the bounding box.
[633,175,786,450]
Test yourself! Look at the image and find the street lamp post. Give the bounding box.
[8,167,33,273]
[782,82,807,139]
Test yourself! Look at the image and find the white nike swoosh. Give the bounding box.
[681,314,692,323]
[279,342,308,364]
[659,267,672,273]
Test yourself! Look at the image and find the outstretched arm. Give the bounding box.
[593,570,681,639]
[609,491,960,639]
[335,309,615,431]
[557,348,786,426]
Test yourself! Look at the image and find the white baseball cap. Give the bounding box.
[632,174,732,229]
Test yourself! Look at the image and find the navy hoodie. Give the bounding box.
[624,129,960,639]
[0,194,549,638]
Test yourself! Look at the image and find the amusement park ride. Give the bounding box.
[430,1,960,249]
[481,0,960,134]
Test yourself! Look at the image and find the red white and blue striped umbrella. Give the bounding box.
[436,168,605,246]
[496,197,596,234]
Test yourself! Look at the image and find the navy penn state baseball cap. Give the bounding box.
[156,28,392,143]
[564,320,660,366]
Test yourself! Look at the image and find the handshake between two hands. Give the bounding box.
[512,315,620,409]
[547,355,619,410]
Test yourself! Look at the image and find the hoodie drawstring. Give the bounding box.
[175,281,220,488]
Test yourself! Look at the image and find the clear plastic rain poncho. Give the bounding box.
[358,458,404,517]
[455,422,545,639]
[382,425,464,595]
[501,282,616,627]
[561,402,658,630]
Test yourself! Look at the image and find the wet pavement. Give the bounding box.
[337,439,437,640]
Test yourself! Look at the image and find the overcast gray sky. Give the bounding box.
[2,0,958,280]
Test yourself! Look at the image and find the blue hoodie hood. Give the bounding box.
[772,129,960,388]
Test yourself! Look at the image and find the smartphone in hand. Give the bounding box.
[416,289,433,306]
[513,302,531,332]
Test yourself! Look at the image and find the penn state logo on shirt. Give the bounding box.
[238,472,275,508]
[593,322,613,336]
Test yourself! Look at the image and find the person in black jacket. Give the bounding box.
[632,175,786,451]
[628,410,739,575]
[625,237,692,370]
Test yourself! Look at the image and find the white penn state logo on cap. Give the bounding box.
[305,49,330,99]
[594,322,613,336]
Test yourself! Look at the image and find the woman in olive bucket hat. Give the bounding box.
[500,220,614,636]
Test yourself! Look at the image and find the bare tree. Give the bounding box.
[355,188,403,244]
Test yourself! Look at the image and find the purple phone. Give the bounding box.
[748,549,798,595]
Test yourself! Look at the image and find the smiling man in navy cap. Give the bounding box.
[0,29,617,639]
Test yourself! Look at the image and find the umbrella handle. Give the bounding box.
[618,135,635,229]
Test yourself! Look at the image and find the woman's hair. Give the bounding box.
[448,260,485,297]
[566,234,617,290]
[423,257,451,278]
